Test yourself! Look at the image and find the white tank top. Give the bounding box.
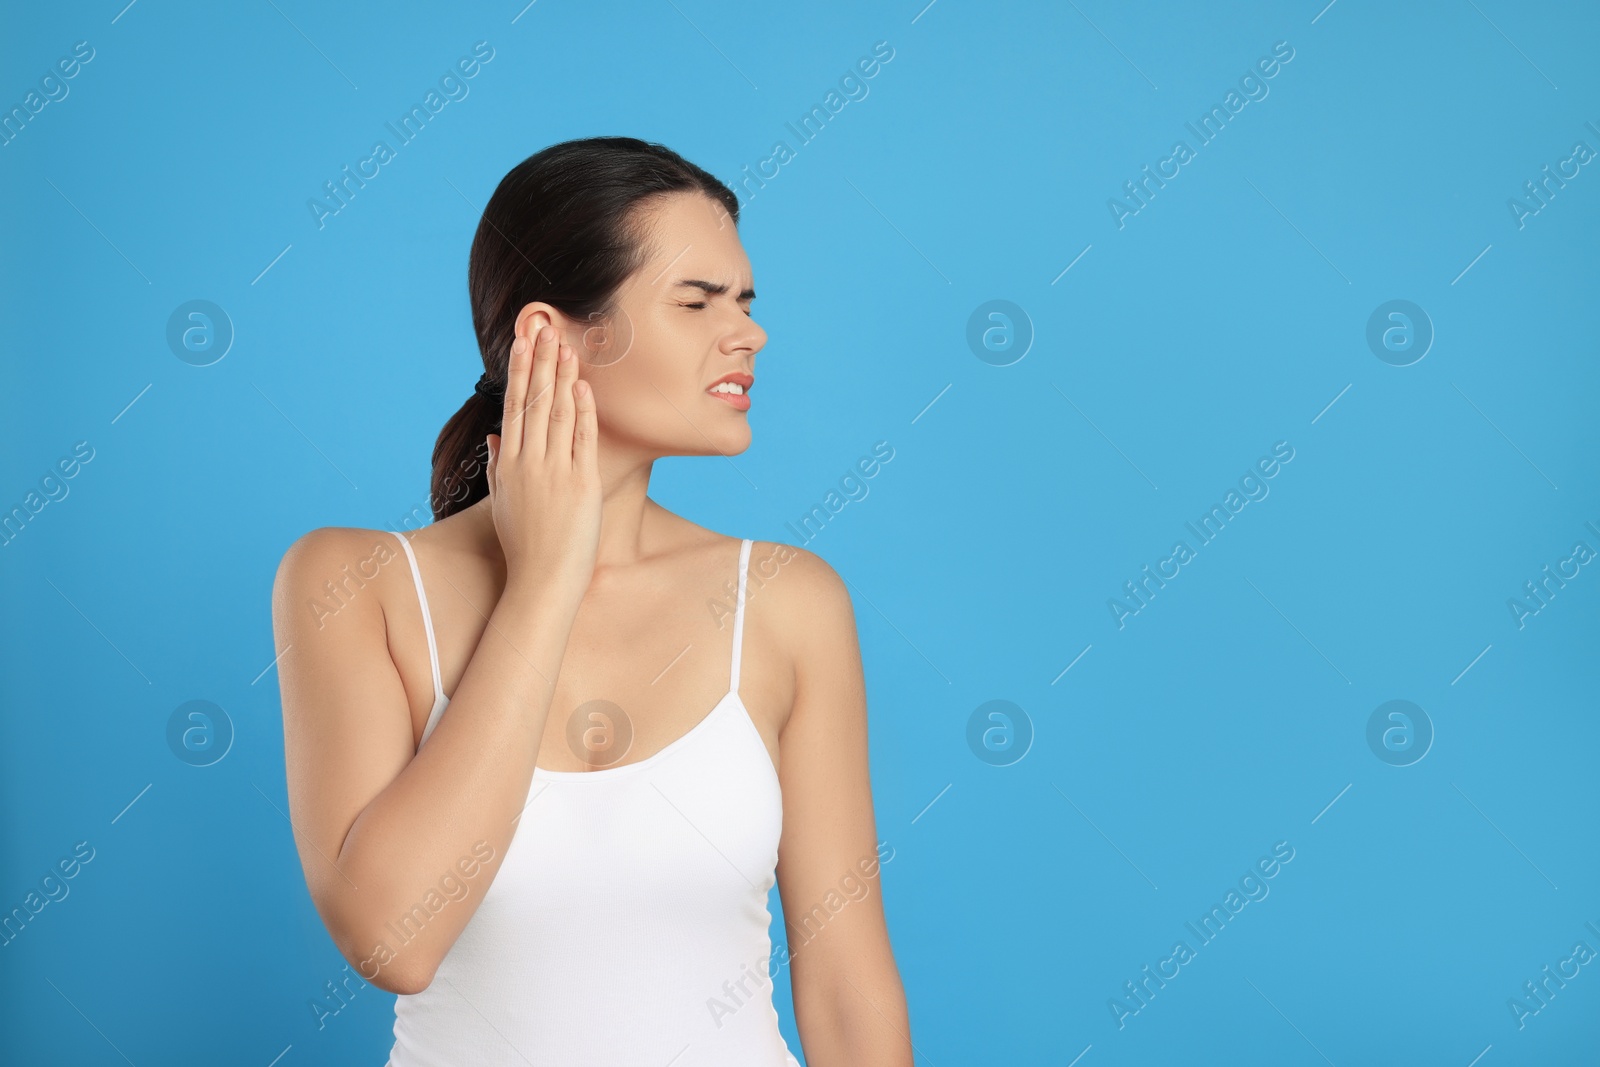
[383,532,800,1066]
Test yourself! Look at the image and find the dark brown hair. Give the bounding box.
[429,136,740,520]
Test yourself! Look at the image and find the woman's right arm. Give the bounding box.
[272,530,577,995]
[271,322,599,995]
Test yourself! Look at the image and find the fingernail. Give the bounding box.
[541,326,555,342]
[558,345,572,362]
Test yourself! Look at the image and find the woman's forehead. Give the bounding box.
[635,219,752,291]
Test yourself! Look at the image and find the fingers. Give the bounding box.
[523,325,560,460]
[572,378,598,474]
[500,333,531,460]
[546,342,579,458]
[503,324,559,459]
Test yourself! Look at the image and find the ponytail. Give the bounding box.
[429,391,499,520]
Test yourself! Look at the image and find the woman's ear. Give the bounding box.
[513,302,569,346]
[514,299,630,367]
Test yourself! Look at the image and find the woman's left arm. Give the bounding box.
[769,546,913,1066]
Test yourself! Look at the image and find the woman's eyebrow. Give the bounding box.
[674,278,756,300]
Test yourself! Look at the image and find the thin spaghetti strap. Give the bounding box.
[388,530,446,706]
[729,538,753,693]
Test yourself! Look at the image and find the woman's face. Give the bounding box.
[567,191,767,460]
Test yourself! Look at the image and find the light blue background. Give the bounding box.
[3,0,1597,1063]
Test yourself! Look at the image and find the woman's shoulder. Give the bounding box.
[659,514,849,620]
[739,537,855,647]
[275,524,410,572]
[676,524,837,593]
[743,537,837,586]
[271,525,415,614]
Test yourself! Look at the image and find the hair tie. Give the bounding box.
[473,371,501,401]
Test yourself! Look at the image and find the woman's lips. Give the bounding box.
[708,388,751,412]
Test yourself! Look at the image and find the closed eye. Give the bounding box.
[677,299,754,316]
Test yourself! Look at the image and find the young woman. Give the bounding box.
[272,137,911,1065]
